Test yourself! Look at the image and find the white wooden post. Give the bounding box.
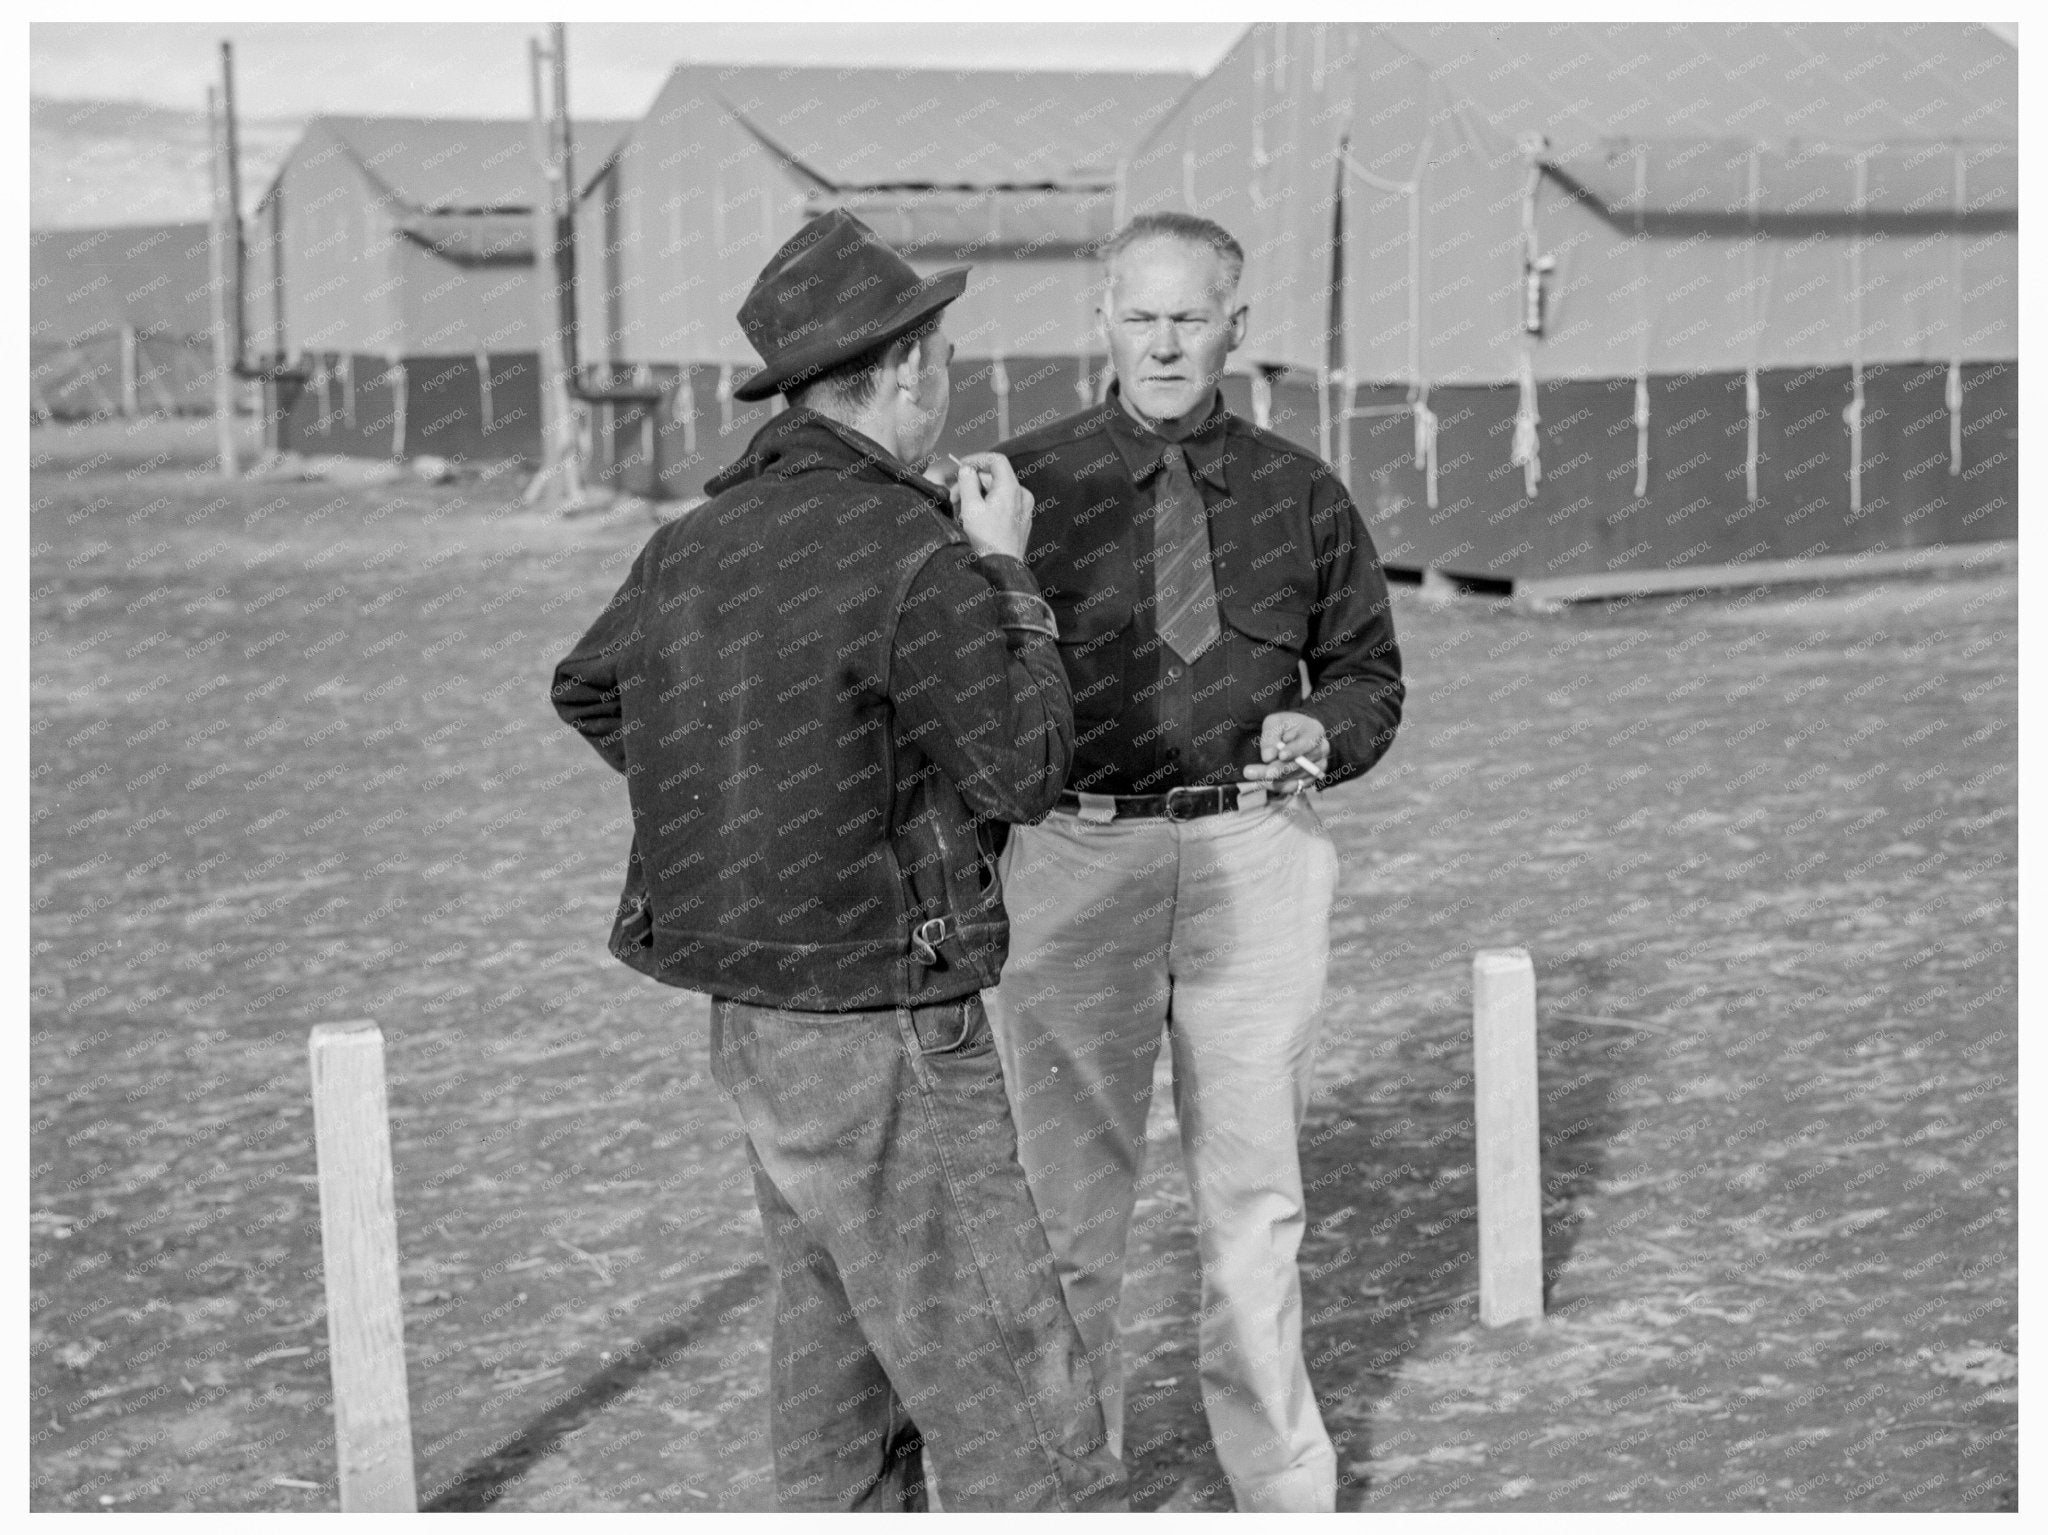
[309,1020,416,1510]
[1472,949,1543,1326]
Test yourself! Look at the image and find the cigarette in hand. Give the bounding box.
[948,453,992,492]
[1291,755,1324,780]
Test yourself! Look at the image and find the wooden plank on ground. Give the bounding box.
[1511,538,2016,611]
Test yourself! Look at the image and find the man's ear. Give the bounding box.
[893,338,924,398]
[1226,303,1249,354]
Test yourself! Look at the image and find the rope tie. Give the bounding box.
[675,366,697,458]
[1744,146,1762,506]
[388,360,407,460]
[1413,388,1439,510]
[1946,359,1964,476]
[1634,374,1650,501]
[1631,144,1650,503]
[1339,128,1435,512]
[991,354,1011,442]
[1745,366,1761,506]
[1843,380,1865,514]
[1511,352,1541,498]
[1846,150,1869,514]
[1948,147,1968,476]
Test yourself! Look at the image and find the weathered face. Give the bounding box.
[1100,237,1246,429]
[895,322,955,467]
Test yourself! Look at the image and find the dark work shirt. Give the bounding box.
[999,386,1404,795]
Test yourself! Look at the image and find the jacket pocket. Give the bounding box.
[1220,601,1310,723]
[608,836,661,978]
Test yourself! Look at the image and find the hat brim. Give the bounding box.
[734,265,970,402]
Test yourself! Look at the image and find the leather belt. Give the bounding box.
[1055,784,1272,823]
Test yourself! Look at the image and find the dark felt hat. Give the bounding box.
[732,209,969,402]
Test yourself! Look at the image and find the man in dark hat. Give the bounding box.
[551,210,1122,1512]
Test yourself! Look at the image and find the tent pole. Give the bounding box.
[550,21,580,382]
[527,37,556,470]
[524,27,589,508]
[271,188,288,369]
[205,86,240,479]
[1328,133,1349,482]
[221,41,248,372]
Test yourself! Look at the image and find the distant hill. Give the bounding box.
[32,95,302,230]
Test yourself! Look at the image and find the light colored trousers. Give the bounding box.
[986,791,1340,1512]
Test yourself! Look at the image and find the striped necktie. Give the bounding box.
[1153,443,1221,664]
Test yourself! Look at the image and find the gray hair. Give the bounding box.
[1099,212,1245,295]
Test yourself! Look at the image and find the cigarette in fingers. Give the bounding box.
[947,453,991,492]
[1291,754,1325,780]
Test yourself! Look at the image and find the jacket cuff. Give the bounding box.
[975,553,1059,639]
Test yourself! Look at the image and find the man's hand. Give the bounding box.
[1243,710,1328,788]
[952,452,1034,562]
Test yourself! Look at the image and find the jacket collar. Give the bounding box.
[705,405,951,512]
[1101,382,1232,493]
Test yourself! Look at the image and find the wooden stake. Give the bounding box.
[309,1020,416,1510]
[1472,948,1543,1327]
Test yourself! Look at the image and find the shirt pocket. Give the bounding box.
[1052,598,1132,729]
[1219,601,1310,723]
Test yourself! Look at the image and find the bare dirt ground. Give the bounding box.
[30,415,2016,1512]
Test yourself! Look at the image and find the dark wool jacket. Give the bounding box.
[998,395,1404,793]
[551,408,1073,1010]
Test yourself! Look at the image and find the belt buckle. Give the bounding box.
[1164,786,1203,822]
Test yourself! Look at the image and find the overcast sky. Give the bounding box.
[31,22,1248,120]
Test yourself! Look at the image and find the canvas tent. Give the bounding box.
[572,63,1193,498]
[30,222,217,419]
[1120,23,2018,589]
[245,114,631,460]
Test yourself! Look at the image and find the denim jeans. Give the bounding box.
[708,992,1127,1512]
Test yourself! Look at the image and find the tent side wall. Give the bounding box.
[392,239,538,356]
[580,69,1131,499]
[30,223,218,419]
[267,125,408,357]
[1121,22,2018,583]
[604,70,816,370]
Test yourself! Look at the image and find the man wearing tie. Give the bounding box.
[987,212,1405,1512]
